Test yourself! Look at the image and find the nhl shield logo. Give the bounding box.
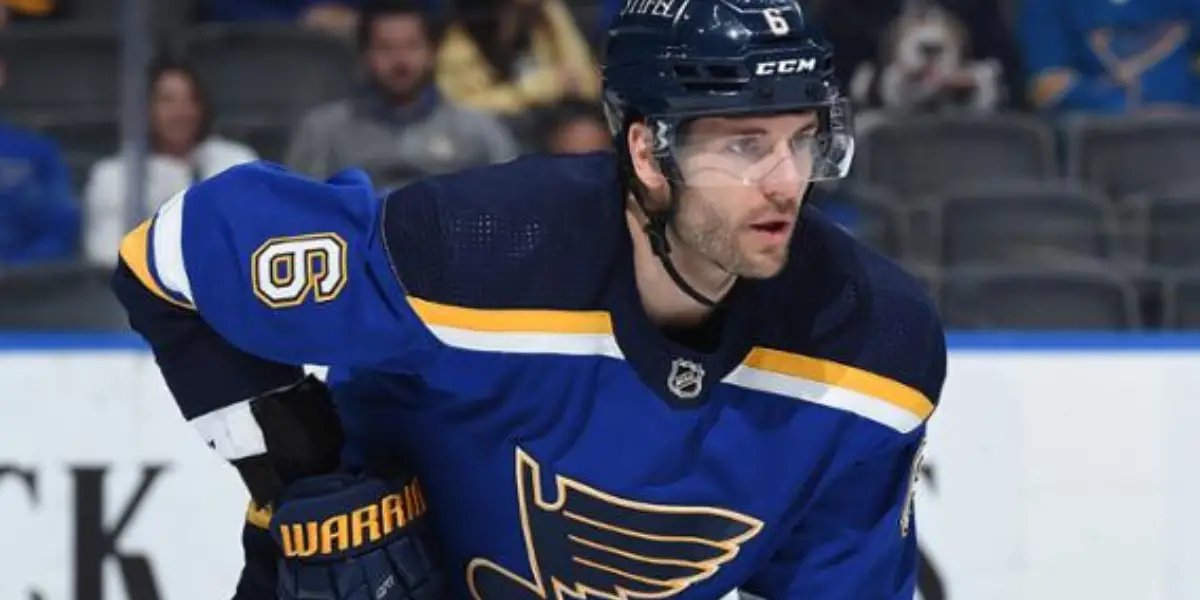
[667,358,705,400]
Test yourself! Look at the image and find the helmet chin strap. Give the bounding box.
[637,185,733,310]
[621,118,734,310]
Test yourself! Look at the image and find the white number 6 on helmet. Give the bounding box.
[763,8,790,36]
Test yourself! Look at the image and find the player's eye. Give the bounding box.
[723,136,771,161]
[789,134,818,157]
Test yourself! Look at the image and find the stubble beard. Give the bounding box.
[672,195,789,283]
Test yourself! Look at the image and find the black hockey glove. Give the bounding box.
[225,376,444,600]
[269,472,445,600]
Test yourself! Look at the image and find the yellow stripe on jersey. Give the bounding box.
[407,297,614,335]
[118,219,195,310]
[738,347,935,424]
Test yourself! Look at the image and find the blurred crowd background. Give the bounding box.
[0,0,1197,332]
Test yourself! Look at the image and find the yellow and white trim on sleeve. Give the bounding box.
[117,190,195,309]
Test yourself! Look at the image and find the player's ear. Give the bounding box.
[627,122,669,197]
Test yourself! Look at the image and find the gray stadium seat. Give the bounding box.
[63,151,101,195]
[1145,185,1200,269]
[933,182,1114,267]
[31,116,119,157]
[940,267,1140,329]
[1067,114,1200,198]
[856,114,1058,197]
[0,25,120,122]
[1162,273,1200,329]
[59,0,195,30]
[903,262,940,301]
[817,183,907,259]
[0,263,128,330]
[183,25,356,122]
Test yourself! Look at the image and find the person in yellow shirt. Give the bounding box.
[436,0,600,117]
[1,0,55,23]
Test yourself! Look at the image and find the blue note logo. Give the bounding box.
[467,448,763,600]
[251,233,348,308]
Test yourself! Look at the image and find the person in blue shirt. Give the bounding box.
[0,121,80,266]
[1021,0,1200,113]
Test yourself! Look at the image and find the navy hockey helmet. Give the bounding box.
[602,0,853,307]
[602,0,854,184]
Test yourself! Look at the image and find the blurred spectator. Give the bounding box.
[436,0,600,118]
[199,0,362,37]
[0,5,79,266]
[1,0,59,24]
[1019,0,1200,114]
[538,99,610,154]
[285,0,516,190]
[82,57,257,266]
[814,0,1024,125]
[0,123,80,267]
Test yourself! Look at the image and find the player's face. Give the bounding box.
[365,14,434,99]
[671,112,817,279]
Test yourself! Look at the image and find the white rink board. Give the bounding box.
[0,350,249,600]
[917,349,1200,600]
[2,340,1198,600]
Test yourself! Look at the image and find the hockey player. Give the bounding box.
[112,0,947,598]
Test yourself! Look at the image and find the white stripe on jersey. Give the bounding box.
[152,189,194,303]
[723,365,925,434]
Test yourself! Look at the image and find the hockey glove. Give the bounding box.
[269,472,445,600]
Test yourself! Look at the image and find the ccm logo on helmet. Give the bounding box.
[754,57,817,76]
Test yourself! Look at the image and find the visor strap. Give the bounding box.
[641,156,721,309]
[642,216,720,308]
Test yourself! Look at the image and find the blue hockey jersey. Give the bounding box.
[113,153,945,600]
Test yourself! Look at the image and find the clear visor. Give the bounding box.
[665,98,855,189]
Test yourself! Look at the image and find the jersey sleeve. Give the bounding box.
[116,162,440,370]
